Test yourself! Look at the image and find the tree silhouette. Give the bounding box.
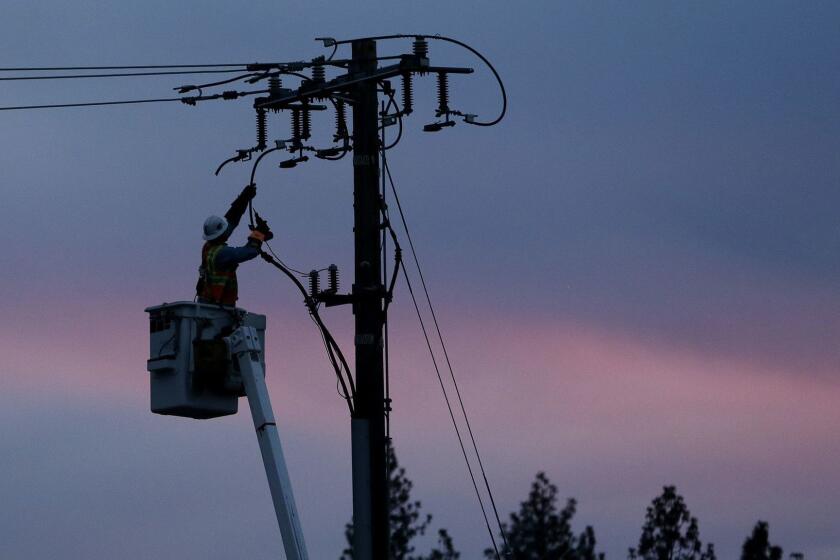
[628,485,715,560]
[340,447,459,560]
[427,529,459,560]
[741,521,783,560]
[486,471,603,560]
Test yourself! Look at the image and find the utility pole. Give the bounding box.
[210,35,479,559]
[348,38,388,560]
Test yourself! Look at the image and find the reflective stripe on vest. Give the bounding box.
[200,242,238,305]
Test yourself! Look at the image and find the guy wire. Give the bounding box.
[384,158,510,555]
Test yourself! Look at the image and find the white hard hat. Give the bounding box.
[203,215,229,241]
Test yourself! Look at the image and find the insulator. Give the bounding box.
[268,76,282,96]
[255,108,267,151]
[311,63,326,83]
[334,100,348,141]
[309,270,320,298]
[401,73,413,116]
[436,72,449,116]
[301,108,311,140]
[328,264,339,292]
[413,36,428,59]
[291,109,301,142]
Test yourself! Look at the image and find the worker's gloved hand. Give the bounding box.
[248,230,266,245]
[253,211,274,241]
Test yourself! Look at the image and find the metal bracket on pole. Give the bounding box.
[227,326,309,560]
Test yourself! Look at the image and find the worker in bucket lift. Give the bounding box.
[196,184,273,306]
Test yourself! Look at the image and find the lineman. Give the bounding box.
[196,184,273,306]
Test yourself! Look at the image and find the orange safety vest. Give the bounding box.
[199,242,238,305]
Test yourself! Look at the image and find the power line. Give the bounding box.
[397,238,502,559]
[384,158,510,556]
[381,161,504,558]
[0,97,186,111]
[0,87,267,112]
[0,69,247,81]
[259,250,355,414]
[0,63,252,71]
[264,239,309,278]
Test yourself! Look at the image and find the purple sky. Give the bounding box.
[2,2,840,559]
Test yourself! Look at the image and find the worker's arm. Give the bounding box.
[214,239,262,268]
[213,218,273,268]
[223,184,257,235]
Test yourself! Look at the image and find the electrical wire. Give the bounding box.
[423,35,505,127]
[382,93,403,151]
[249,147,284,186]
[380,115,395,510]
[318,98,351,161]
[380,107,393,445]
[0,63,252,71]
[0,69,246,81]
[244,153,355,404]
[333,33,507,126]
[244,149,314,278]
[259,250,355,413]
[383,158,509,557]
[326,44,339,62]
[177,72,264,93]
[310,313,345,395]
[264,239,309,278]
[0,62,251,72]
[0,96,185,111]
[0,86,263,113]
[397,238,502,559]
[0,34,505,122]
[278,70,311,82]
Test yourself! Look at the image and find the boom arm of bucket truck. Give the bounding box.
[227,326,309,560]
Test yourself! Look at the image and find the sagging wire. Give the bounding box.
[329,33,507,127]
[310,313,349,401]
[244,145,354,411]
[382,157,509,558]
[260,249,355,414]
[263,239,309,278]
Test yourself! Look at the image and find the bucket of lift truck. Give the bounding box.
[145,301,267,419]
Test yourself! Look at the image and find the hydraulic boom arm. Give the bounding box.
[227,326,309,560]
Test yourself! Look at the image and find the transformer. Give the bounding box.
[145,301,266,419]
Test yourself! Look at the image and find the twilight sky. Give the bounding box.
[2,1,839,559]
